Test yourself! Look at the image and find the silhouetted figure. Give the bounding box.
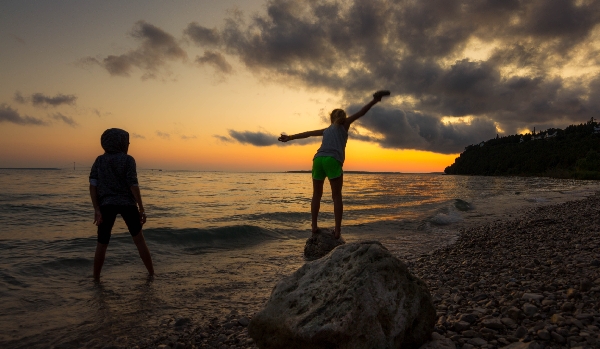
[89,128,154,280]
[279,91,390,239]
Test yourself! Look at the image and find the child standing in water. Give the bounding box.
[278,90,390,239]
[89,128,154,280]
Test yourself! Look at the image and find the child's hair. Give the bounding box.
[330,109,347,125]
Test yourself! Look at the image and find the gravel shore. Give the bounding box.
[143,194,600,349]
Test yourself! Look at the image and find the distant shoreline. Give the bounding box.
[0,168,61,170]
[286,170,444,175]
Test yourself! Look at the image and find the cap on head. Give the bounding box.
[101,128,130,154]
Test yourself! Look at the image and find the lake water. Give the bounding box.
[1,169,598,348]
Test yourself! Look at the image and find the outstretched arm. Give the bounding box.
[278,129,325,142]
[344,90,390,129]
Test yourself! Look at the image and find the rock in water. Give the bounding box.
[249,241,436,349]
[303,228,346,261]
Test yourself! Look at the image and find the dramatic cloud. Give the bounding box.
[222,130,318,146]
[50,113,78,127]
[14,92,77,107]
[82,21,187,79]
[0,104,47,126]
[186,0,600,152]
[156,131,170,139]
[352,106,498,154]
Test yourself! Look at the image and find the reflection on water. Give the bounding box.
[1,170,600,348]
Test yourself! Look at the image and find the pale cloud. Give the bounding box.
[82,21,187,79]
[0,104,47,126]
[156,131,171,139]
[50,113,78,127]
[14,92,77,107]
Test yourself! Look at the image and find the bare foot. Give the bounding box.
[333,229,341,239]
[312,226,319,234]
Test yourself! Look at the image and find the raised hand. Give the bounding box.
[373,90,391,102]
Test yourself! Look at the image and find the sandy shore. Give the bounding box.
[142,194,600,349]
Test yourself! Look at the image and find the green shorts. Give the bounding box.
[312,156,343,180]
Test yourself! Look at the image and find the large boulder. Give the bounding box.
[304,228,346,261]
[249,241,436,349]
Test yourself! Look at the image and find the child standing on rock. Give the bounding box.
[278,90,390,239]
[89,128,154,280]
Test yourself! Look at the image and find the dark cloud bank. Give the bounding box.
[86,0,600,153]
[185,0,600,153]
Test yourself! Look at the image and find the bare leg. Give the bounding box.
[93,242,108,281]
[329,175,343,239]
[132,231,154,276]
[311,179,325,233]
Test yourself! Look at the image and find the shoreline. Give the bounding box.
[142,194,600,349]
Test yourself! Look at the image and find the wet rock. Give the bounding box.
[522,293,544,302]
[522,303,537,317]
[458,314,477,324]
[536,329,550,340]
[481,318,503,330]
[454,321,471,332]
[237,317,250,327]
[467,337,487,346]
[303,228,346,261]
[249,241,435,349]
[514,326,528,339]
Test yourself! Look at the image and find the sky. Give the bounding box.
[1,0,600,172]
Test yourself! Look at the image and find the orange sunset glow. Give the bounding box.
[2,0,599,172]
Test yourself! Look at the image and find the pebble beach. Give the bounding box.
[139,193,600,349]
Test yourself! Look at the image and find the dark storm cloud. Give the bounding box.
[50,113,78,127]
[195,51,233,74]
[354,106,498,154]
[83,21,187,79]
[14,92,77,107]
[187,0,600,151]
[0,104,47,126]
[224,130,319,146]
[229,130,277,146]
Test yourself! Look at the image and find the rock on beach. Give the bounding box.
[303,228,346,261]
[248,241,436,349]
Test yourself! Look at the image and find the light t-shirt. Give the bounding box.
[314,124,348,165]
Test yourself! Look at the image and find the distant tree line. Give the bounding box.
[444,119,600,179]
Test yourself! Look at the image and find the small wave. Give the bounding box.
[525,197,547,203]
[430,210,463,225]
[140,225,289,254]
[454,199,474,211]
[41,257,92,270]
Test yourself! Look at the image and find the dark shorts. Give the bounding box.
[97,205,142,244]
